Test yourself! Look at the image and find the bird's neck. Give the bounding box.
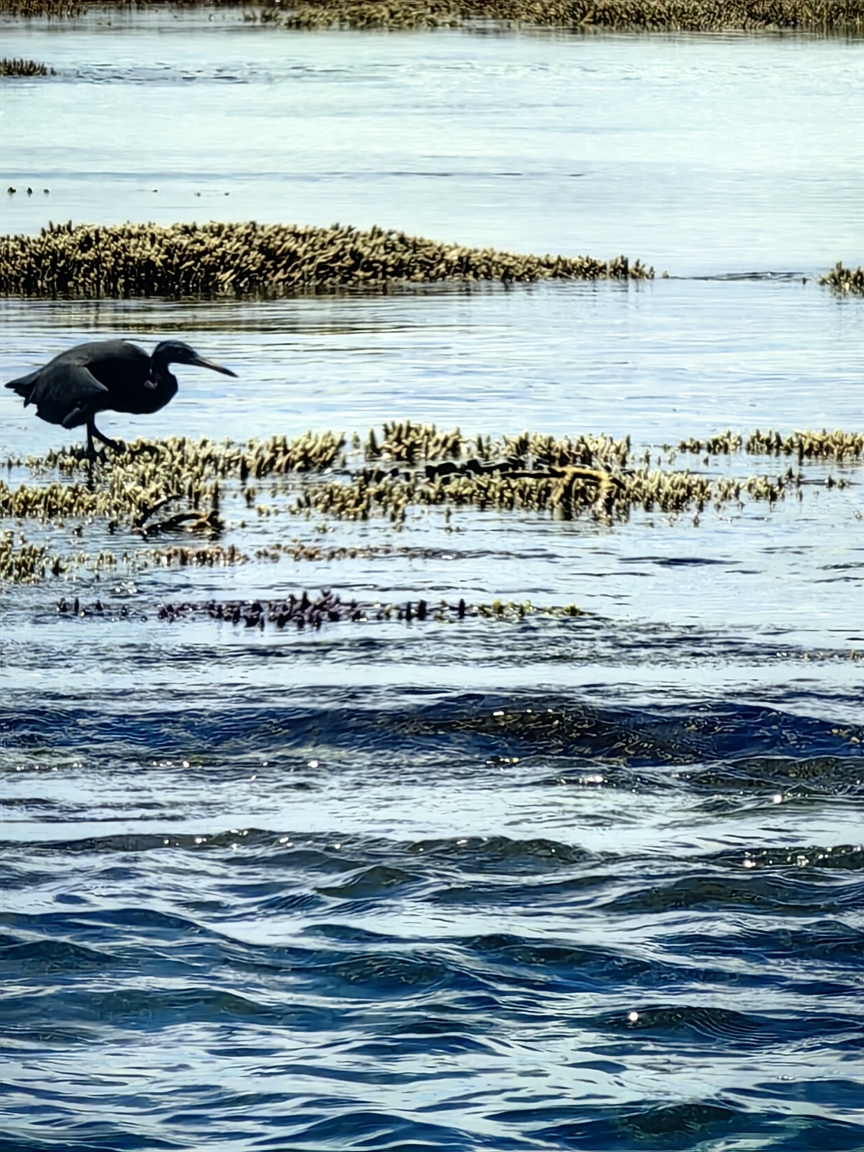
[149,351,177,391]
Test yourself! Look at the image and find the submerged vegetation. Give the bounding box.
[679,427,864,459]
[252,0,864,33]
[0,423,859,583]
[3,0,864,33]
[0,0,78,12]
[2,223,861,299]
[820,262,864,295]
[0,56,53,74]
[0,221,652,298]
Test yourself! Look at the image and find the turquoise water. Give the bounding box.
[1,14,864,1152]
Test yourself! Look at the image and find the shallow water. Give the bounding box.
[3,15,864,274]
[2,13,864,1152]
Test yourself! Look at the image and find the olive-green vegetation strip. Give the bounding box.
[4,0,864,33]
[0,57,53,75]
[1,423,858,582]
[0,0,78,12]
[259,0,864,32]
[0,430,346,581]
[0,222,652,299]
[11,430,346,523]
[820,263,864,295]
[679,427,864,459]
[0,0,245,13]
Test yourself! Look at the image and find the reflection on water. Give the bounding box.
[2,14,864,1152]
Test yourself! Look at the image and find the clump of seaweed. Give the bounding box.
[746,428,864,459]
[0,0,242,13]
[4,0,864,33]
[253,0,864,35]
[0,425,858,583]
[820,262,864,295]
[0,530,55,582]
[0,57,54,75]
[0,0,82,15]
[0,221,653,299]
[10,430,346,525]
[363,422,631,470]
[366,422,465,463]
[681,428,864,461]
[678,430,743,455]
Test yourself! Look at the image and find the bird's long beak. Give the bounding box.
[192,355,237,378]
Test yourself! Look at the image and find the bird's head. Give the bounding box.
[149,341,237,386]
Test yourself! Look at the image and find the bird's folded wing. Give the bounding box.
[30,365,110,427]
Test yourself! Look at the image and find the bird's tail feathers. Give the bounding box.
[6,369,40,405]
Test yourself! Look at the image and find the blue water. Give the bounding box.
[2,13,864,1152]
[3,16,864,274]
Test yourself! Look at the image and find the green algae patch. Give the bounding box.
[0,222,652,299]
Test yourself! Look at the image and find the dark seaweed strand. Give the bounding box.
[0,221,653,298]
[4,0,864,32]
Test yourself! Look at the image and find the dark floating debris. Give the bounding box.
[0,57,54,76]
[57,590,583,627]
[153,591,583,628]
[57,594,134,618]
[0,221,652,299]
[820,262,864,296]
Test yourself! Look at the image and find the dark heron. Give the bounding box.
[5,338,237,457]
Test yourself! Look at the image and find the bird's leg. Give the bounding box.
[88,420,124,456]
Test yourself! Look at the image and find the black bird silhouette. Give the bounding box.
[5,338,237,457]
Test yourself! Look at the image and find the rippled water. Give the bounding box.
[2,12,864,1152]
[3,14,864,273]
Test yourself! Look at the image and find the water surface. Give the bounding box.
[2,16,864,273]
[2,15,864,1152]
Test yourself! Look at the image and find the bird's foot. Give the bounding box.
[89,425,125,456]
